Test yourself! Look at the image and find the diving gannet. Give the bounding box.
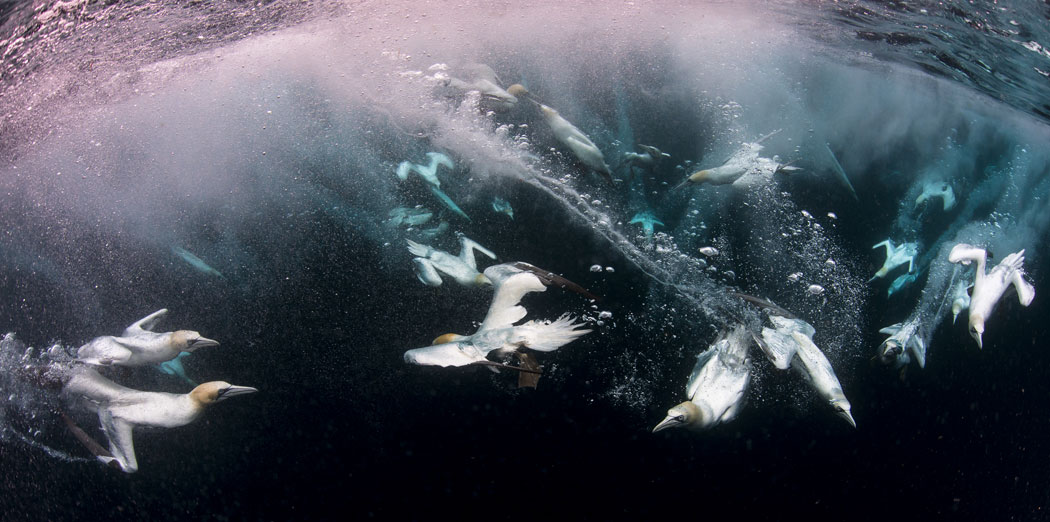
[870,239,918,282]
[877,319,924,368]
[950,266,974,324]
[948,244,1035,349]
[171,246,224,278]
[735,294,856,427]
[622,144,670,179]
[406,234,497,287]
[396,152,470,221]
[156,351,198,386]
[673,130,799,190]
[63,367,257,473]
[77,309,219,367]
[915,181,956,212]
[653,326,752,432]
[629,210,664,240]
[441,63,518,112]
[507,84,613,183]
[492,197,514,219]
[759,315,856,427]
[403,262,592,371]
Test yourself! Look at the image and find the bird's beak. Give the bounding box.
[189,337,220,350]
[216,385,258,401]
[652,416,680,433]
[672,178,691,191]
[838,410,857,429]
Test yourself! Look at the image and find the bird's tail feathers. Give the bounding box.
[517,314,591,352]
[406,239,431,258]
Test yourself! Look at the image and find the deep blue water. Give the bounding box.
[1,1,1049,520]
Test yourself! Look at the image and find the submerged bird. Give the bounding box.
[825,143,859,200]
[887,270,921,297]
[870,239,918,282]
[621,144,670,179]
[915,181,956,212]
[387,206,434,228]
[77,309,219,367]
[396,152,454,188]
[407,234,497,287]
[492,197,514,219]
[948,244,1035,348]
[758,314,856,427]
[950,265,975,324]
[629,210,664,240]
[439,63,518,112]
[396,152,470,220]
[653,326,752,432]
[63,367,256,473]
[673,130,798,190]
[156,352,198,386]
[403,262,592,372]
[877,319,925,368]
[507,84,614,183]
[171,246,224,278]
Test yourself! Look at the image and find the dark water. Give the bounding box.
[1,1,1049,520]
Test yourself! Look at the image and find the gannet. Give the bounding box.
[735,294,856,427]
[887,270,921,297]
[396,152,470,221]
[915,181,956,212]
[825,143,859,200]
[404,262,592,371]
[870,239,918,282]
[877,319,925,368]
[653,326,752,432]
[387,206,433,228]
[629,210,664,240]
[492,197,514,219]
[622,144,670,179]
[156,351,198,386]
[406,234,496,287]
[673,130,798,190]
[63,367,256,473]
[442,63,518,112]
[77,309,219,367]
[948,244,1035,348]
[758,315,856,427]
[171,246,224,278]
[789,328,856,428]
[396,152,454,188]
[507,84,613,183]
[950,269,973,324]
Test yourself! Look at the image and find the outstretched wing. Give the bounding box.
[99,409,137,472]
[124,309,168,336]
[478,265,548,332]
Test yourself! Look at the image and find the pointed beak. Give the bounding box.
[189,337,220,350]
[974,332,983,349]
[672,178,691,191]
[652,416,680,433]
[216,385,258,401]
[838,410,857,428]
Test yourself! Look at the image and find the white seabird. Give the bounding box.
[915,181,956,212]
[63,367,257,473]
[653,326,752,432]
[403,262,592,371]
[77,309,219,367]
[870,239,918,282]
[948,244,1035,349]
[406,234,497,287]
[673,130,798,190]
[507,84,613,183]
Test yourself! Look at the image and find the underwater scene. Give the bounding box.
[1,0,1049,519]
